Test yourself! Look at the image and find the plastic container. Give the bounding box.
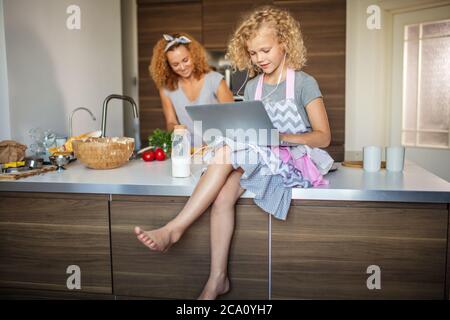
[171,125,191,178]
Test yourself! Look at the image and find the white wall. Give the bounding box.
[3,0,123,148]
[0,0,11,141]
[346,0,450,181]
[121,0,139,139]
[346,0,389,160]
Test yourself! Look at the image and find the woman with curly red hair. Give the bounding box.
[149,32,234,146]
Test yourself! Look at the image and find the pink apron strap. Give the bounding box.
[286,68,295,100]
[254,68,295,100]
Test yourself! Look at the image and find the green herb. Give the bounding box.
[148,129,172,154]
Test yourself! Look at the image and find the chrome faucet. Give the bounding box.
[101,94,142,151]
[69,107,97,137]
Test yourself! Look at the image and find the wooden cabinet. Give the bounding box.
[0,193,112,295]
[138,0,199,4]
[137,1,202,144]
[274,0,346,160]
[0,191,447,299]
[271,201,449,299]
[226,201,270,299]
[110,196,269,299]
[202,0,273,49]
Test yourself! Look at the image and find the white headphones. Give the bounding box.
[235,52,287,101]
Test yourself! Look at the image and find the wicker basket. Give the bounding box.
[72,137,134,170]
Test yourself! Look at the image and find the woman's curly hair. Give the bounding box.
[149,32,211,91]
[226,6,307,78]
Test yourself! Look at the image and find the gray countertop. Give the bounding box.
[0,159,449,203]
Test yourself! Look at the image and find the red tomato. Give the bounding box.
[154,148,166,161]
[142,150,155,162]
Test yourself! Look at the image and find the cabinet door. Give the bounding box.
[0,193,112,295]
[202,0,273,49]
[271,202,448,299]
[110,196,268,299]
[227,203,269,299]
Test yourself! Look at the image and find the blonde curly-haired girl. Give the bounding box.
[227,5,307,78]
[226,5,331,150]
[149,32,234,144]
[135,7,332,300]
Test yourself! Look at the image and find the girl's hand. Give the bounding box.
[280,133,304,145]
[279,98,331,148]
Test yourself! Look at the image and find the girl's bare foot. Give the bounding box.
[134,226,179,252]
[198,273,230,300]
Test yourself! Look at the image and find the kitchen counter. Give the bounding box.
[0,159,449,203]
[1,158,450,300]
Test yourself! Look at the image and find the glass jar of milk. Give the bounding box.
[171,125,191,178]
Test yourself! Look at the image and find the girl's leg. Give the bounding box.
[135,145,234,252]
[198,169,245,300]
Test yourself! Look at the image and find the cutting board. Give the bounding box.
[342,161,386,169]
[0,165,57,181]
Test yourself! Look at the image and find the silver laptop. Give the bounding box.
[186,101,295,146]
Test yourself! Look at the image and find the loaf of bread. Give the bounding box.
[0,140,27,163]
[48,131,101,155]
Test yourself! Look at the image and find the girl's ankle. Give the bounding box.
[208,271,228,281]
[165,224,183,243]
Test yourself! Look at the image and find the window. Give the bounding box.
[402,19,450,148]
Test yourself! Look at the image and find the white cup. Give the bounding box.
[386,146,405,172]
[363,146,382,172]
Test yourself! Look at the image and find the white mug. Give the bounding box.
[363,146,382,172]
[386,146,405,172]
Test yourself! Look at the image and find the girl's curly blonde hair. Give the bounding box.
[149,32,211,91]
[226,6,307,78]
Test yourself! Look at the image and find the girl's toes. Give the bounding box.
[139,234,148,241]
